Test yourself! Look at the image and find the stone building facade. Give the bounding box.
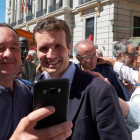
[5,0,140,62]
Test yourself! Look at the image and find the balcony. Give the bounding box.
[36,9,47,18]
[26,14,33,22]
[49,2,62,13]
[79,0,96,5]
[11,22,16,27]
[18,19,23,25]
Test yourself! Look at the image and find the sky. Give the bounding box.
[0,0,6,23]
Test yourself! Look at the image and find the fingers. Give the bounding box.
[104,78,111,85]
[21,106,55,130]
[37,121,73,140]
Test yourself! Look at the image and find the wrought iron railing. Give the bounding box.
[17,19,23,25]
[49,2,62,13]
[36,9,47,18]
[26,14,33,22]
[79,0,96,5]
[11,22,16,27]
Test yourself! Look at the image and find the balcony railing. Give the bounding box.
[36,9,47,18]
[49,2,62,13]
[26,14,33,22]
[18,19,23,25]
[79,0,96,5]
[11,22,16,27]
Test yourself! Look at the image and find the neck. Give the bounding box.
[0,76,14,91]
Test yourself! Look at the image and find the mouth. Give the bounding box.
[2,62,14,64]
[46,60,60,67]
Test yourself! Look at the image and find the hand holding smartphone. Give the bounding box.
[33,78,70,129]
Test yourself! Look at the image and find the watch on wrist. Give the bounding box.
[134,83,140,88]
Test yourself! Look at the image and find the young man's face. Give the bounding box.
[0,27,21,78]
[36,30,71,79]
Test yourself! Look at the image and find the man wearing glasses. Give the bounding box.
[113,39,138,70]
[113,39,138,93]
[74,39,131,101]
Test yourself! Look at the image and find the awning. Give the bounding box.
[16,29,34,48]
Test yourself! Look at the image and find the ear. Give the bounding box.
[76,56,81,62]
[118,52,122,60]
[68,42,72,54]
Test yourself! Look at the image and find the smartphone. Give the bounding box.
[33,78,70,129]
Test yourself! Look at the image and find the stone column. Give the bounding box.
[63,0,70,8]
[35,0,39,12]
[17,0,21,21]
[11,0,15,23]
[5,0,9,23]
[47,0,52,13]
[43,0,47,10]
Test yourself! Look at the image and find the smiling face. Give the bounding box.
[121,44,137,68]
[36,30,71,79]
[0,27,21,79]
[76,43,97,70]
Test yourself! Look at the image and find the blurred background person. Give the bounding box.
[113,39,138,93]
[96,49,103,57]
[19,37,36,83]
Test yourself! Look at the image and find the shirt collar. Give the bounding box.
[45,61,76,84]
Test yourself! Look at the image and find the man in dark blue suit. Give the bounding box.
[74,39,131,101]
[34,17,130,140]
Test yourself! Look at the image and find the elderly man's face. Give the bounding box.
[20,41,29,60]
[77,43,97,70]
[122,44,137,68]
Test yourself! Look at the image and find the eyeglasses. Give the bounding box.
[124,52,139,57]
[80,53,96,61]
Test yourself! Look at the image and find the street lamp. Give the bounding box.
[110,20,115,32]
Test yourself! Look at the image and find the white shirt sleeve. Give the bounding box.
[113,61,138,84]
[126,88,140,131]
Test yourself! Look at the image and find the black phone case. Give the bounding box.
[33,78,70,129]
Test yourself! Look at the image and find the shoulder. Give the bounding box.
[26,60,36,68]
[14,76,33,92]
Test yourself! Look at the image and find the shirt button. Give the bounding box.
[5,89,8,92]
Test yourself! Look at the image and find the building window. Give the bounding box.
[133,16,140,37]
[9,1,11,7]
[85,17,94,39]
[8,18,10,25]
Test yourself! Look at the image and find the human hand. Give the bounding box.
[84,70,111,85]
[10,106,73,140]
[97,57,116,67]
[26,54,32,61]
[122,79,134,92]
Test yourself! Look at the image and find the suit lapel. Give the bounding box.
[68,65,86,122]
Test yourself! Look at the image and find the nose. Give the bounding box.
[47,48,54,59]
[3,48,12,58]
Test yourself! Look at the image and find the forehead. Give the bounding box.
[127,44,136,52]
[0,27,19,44]
[78,43,95,55]
[35,30,66,43]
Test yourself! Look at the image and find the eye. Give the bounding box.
[84,56,91,60]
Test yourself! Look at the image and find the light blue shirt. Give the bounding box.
[45,62,76,85]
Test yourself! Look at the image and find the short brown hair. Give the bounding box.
[33,17,71,48]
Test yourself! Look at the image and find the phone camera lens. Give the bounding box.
[43,90,47,94]
[49,88,56,94]
[58,88,61,93]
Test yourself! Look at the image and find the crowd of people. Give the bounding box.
[0,17,140,140]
